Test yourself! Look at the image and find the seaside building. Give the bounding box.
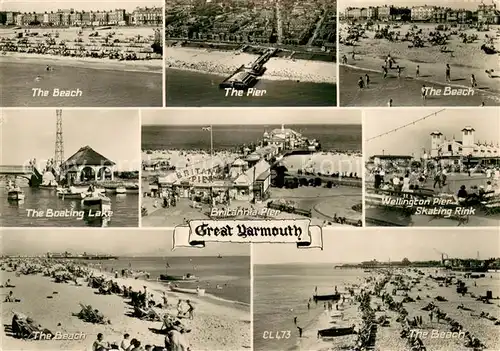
[262,124,305,151]
[132,7,162,26]
[457,9,473,23]
[156,154,271,203]
[411,6,436,21]
[477,2,500,24]
[61,146,116,184]
[7,7,146,27]
[430,127,500,166]
[367,7,378,19]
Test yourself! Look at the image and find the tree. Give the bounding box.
[401,257,411,266]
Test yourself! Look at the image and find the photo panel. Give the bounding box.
[0,0,163,107]
[0,109,141,227]
[253,228,500,351]
[338,0,500,107]
[165,0,336,107]
[0,228,251,351]
[364,108,500,227]
[141,108,362,227]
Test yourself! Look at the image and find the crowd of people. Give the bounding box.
[1,258,196,351]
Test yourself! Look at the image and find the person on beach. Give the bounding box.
[162,291,168,308]
[4,290,14,302]
[357,77,364,89]
[397,65,402,78]
[416,65,420,78]
[297,326,303,338]
[387,99,393,107]
[445,64,451,82]
[177,300,183,316]
[421,85,427,100]
[470,74,477,88]
[441,168,448,186]
[120,334,131,351]
[92,333,110,351]
[365,74,370,87]
[186,300,194,319]
[433,170,442,189]
[382,66,388,78]
[294,316,297,324]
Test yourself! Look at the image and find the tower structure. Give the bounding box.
[54,109,64,171]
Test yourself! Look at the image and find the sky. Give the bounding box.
[364,108,500,158]
[338,0,493,11]
[1,229,250,257]
[2,0,162,12]
[254,228,500,264]
[141,109,362,125]
[1,109,141,171]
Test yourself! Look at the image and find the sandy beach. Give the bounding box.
[1,261,251,351]
[339,23,500,105]
[294,268,500,351]
[166,47,336,84]
[0,52,162,73]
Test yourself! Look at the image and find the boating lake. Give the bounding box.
[253,264,369,351]
[0,186,139,227]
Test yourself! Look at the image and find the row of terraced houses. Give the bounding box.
[343,3,500,24]
[0,7,162,27]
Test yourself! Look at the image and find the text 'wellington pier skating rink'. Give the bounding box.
[141,109,362,227]
[364,108,500,227]
[1,229,251,351]
[253,229,500,351]
[0,0,163,107]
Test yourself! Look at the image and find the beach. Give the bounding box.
[339,22,500,106]
[254,264,500,351]
[1,258,251,351]
[166,46,336,84]
[0,53,162,73]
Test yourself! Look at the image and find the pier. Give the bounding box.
[219,48,277,89]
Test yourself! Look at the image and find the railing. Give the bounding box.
[0,165,34,174]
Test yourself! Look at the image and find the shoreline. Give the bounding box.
[341,63,500,101]
[166,47,336,84]
[0,52,163,74]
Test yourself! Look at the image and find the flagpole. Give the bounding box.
[210,125,213,157]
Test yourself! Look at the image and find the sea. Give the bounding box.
[142,124,361,152]
[0,61,162,107]
[166,68,336,107]
[340,66,500,107]
[0,186,138,227]
[89,256,250,305]
[253,264,368,351]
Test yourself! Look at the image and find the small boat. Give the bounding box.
[7,188,25,201]
[115,187,126,194]
[81,193,111,213]
[313,293,341,302]
[170,286,205,295]
[159,273,199,282]
[317,326,355,338]
[57,187,87,199]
